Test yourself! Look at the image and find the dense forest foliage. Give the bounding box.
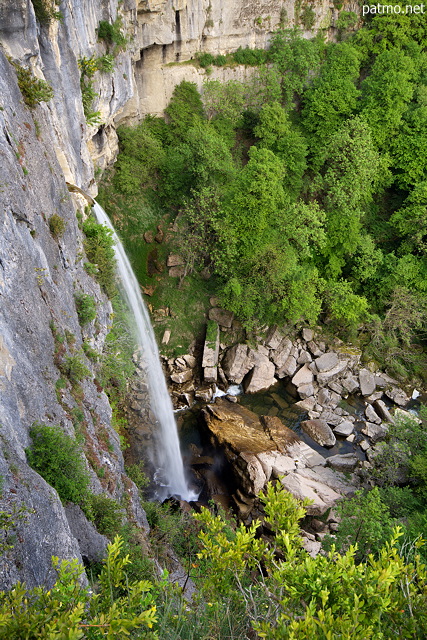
[100,5,427,382]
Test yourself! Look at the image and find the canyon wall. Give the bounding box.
[0,0,359,589]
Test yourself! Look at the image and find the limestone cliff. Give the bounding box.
[0,0,359,589]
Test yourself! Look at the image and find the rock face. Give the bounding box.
[0,47,146,590]
[203,399,357,516]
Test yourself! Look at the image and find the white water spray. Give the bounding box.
[92,202,198,502]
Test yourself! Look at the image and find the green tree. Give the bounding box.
[314,116,387,278]
[254,101,307,197]
[325,487,395,562]
[301,42,361,160]
[268,29,324,105]
[360,48,415,148]
[164,80,204,139]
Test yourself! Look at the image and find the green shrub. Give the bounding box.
[0,537,157,637]
[82,341,98,361]
[126,462,150,494]
[97,18,127,50]
[25,423,91,505]
[214,54,227,66]
[300,4,316,29]
[82,216,116,297]
[31,0,62,24]
[48,213,66,238]
[90,494,123,538]
[198,52,215,68]
[233,46,267,65]
[60,354,90,384]
[15,65,54,108]
[75,292,97,325]
[96,53,114,73]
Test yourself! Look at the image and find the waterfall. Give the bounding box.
[92,202,198,502]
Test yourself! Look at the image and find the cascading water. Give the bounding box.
[92,202,198,502]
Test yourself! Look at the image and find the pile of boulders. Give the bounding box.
[201,397,358,550]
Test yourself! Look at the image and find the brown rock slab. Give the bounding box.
[143,230,154,243]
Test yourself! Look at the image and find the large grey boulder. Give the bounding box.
[264,326,283,350]
[292,364,314,388]
[222,344,252,384]
[243,352,276,393]
[277,354,297,378]
[333,420,354,437]
[361,422,388,442]
[314,352,339,372]
[271,337,293,368]
[300,419,336,447]
[359,369,376,396]
[365,404,382,424]
[326,453,359,472]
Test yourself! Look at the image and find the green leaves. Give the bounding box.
[25,423,91,507]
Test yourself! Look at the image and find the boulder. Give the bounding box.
[314,352,339,372]
[222,344,252,384]
[162,330,171,345]
[204,367,217,383]
[202,323,220,368]
[307,341,324,357]
[326,453,359,472]
[277,354,297,378]
[361,422,388,442]
[169,265,185,278]
[143,230,154,243]
[271,337,293,368]
[243,352,276,394]
[316,361,349,386]
[359,369,376,396]
[297,349,312,364]
[292,364,314,388]
[297,383,315,400]
[341,375,359,394]
[280,471,342,516]
[264,326,283,350]
[373,399,394,423]
[318,410,342,427]
[385,387,410,407]
[302,328,314,342]
[295,397,316,412]
[208,307,234,328]
[365,404,381,424]
[167,254,184,267]
[300,419,336,447]
[195,386,214,402]
[333,420,354,437]
[170,369,193,384]
[183,354,197,368]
